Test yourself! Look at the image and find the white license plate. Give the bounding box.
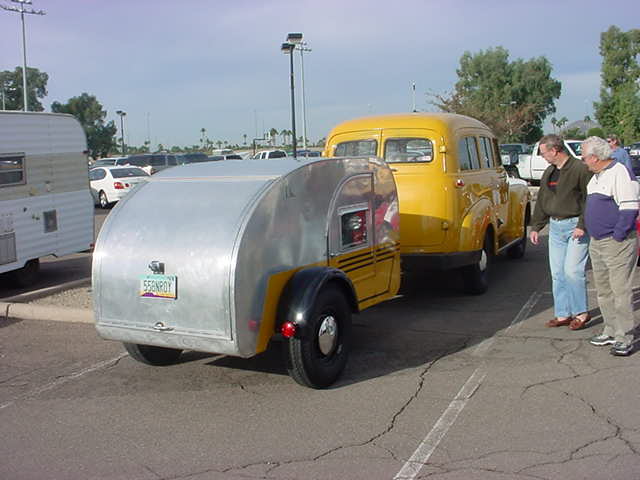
[139,274,177,299]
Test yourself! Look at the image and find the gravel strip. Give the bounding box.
[28,286,93,310]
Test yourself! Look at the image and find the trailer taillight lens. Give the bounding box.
[114,182,125,189]
[281,321,297,338]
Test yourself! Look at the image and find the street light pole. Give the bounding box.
[282,37,300,159]
[116,110,127,155]
[1,0,46,112]
[294,40,311,150]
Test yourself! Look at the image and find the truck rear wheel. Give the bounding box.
[286,285,352,389]
[124,343,182,366]
[462,233,492,295]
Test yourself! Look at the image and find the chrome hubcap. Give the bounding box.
[318,315,338,356]
[478,249,487,272]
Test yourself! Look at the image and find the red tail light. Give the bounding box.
[281,321,297,338]
[114,181,125,189]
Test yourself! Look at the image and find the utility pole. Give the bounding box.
[1,0,45,112]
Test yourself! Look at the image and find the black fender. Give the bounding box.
[276,266,358,339]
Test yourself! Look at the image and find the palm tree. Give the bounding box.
[550,117,558,134]
[269,128,279,146]
[200,128,206,146]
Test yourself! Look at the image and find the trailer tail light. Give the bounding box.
[281,321,297,338]
[114,182,125,189]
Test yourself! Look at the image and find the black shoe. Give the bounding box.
[610,342,633,356]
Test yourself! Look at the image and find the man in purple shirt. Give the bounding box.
[583,136,639,356]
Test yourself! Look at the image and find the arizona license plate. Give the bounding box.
[139,274,177,299]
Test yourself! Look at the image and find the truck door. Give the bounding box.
[328,174,376,303]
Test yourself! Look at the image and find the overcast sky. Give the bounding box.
[1,0,638,149]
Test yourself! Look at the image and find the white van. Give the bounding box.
[0,112,94,286]
[517,139,582,184]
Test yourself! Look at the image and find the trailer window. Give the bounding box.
[384,138,433,163]
[340,207,369,249]
[0,154,26,186]
[334,140,377,157]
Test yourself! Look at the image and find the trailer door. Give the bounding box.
[328,173,376,303]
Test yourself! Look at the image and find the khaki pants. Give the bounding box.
[589,233,638,344]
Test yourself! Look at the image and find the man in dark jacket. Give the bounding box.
[530,134,593,329]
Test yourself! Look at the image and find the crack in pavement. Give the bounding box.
[172,343,472,479]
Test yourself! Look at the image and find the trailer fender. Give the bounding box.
[276,266,358,339]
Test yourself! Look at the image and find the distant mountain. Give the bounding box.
[563,119,601,135]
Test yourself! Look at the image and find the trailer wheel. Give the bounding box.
[99,191,111,209]
[10,259,40,287]
[462,233,492,295]
[286,285,352,388]
[123,343,182,366]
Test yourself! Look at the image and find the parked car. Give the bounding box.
[296,149,322,157]
[120,153,179,174]
[251,149,287,159]
[324,112,531,294]
[176,152,209,164]
[499,143,530,165]
[89,165,149,208]
[208,154,243,161]
[628,142,640,158]
[516,139,582,184]
[93,156,126,167]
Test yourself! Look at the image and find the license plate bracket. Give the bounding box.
[140,274,177,299]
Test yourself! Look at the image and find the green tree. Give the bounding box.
[51,93,117,159]
[594,26,640,144]
[587,127,605,137]
[431,46,561,143]
[0,66,48,111]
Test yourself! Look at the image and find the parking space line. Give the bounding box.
[0,353,128,411]
[393,289,541,480]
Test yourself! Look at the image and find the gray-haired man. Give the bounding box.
[583,136,639,356]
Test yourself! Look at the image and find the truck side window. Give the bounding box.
[457,138,472,171]
[0,154,26,186]
[479,137,493,168]
[384,138,433,163]
[335,140,377,157]
[467,137,480,169]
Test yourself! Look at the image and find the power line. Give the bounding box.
[1,0,46,112]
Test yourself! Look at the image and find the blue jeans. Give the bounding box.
[548,217,589,318]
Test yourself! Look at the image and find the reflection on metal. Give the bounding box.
[318,315,337,355]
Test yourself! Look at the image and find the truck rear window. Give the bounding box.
[334,140,377,157]
[384,138,433,163]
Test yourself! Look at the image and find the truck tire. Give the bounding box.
[123,343,182,366]
[10,258,40,287]
[507,210,529,259]
[99,191,111,209]
[462,233,492,295]
[286,285,352,388]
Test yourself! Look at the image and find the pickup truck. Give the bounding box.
[516,139,582,184]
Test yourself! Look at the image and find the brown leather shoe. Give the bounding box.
[546,317,572,327]
[568,313,591,330]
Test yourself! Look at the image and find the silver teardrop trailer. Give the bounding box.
[93,156,400,388]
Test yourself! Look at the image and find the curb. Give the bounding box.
[0,277,93,324]
[1,277,91,303]
[1,301,93,323]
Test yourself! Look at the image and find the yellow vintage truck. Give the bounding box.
[324,113,531,294]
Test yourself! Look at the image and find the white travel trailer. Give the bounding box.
[0,111,94,286]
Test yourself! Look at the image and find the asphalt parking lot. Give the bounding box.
[1,210,640,479]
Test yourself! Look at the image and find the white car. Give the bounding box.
[89,165,149,208]
[251,149,287,159]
